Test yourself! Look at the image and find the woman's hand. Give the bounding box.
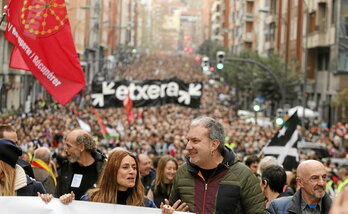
[161,199,189,212]
[59,191,75,205]
[161,204,175,214]
[38,192,53,204]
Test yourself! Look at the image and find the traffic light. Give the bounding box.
[216,51,225,70]
[275,108,284,126]
[201,56,210,71]
[253,103,261,112]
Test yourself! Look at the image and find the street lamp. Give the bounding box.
[301,0,309,129]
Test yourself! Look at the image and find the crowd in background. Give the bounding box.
[1,54,348,202]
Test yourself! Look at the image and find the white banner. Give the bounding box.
[0,197,190,214]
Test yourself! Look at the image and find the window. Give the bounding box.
[246,2,253,13]
[317,49,330,71]
[270,0,277,15]
[244,41,252,49]
[318,3,327,32]
[309,12,316,33]
[246,21,253,33]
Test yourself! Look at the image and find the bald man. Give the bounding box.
[32,147,56,194]
[55,129,106,200]
[268,160,332,214]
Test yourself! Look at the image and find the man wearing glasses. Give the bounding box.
[268,160,332,214]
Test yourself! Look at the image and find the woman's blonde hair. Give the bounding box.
[0,161,16,196]
[154,155,178,195]
[88,150,144,206]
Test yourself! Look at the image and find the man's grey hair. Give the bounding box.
[33,147,51,162]
[76,133,96,153]
[258,156,280,175]
[190,116,225,153]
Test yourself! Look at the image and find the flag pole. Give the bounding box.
[0,5,8,25]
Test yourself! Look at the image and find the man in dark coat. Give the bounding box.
[268,160,332,214]
[55,129,106,200]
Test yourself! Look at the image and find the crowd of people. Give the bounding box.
[1,53,348,213]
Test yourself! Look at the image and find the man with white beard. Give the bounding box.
[268,160,332,214]
[55,129,106,200]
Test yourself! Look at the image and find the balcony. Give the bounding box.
[245,13,253,21]
[264,14,277,24]
[307,26,335,48]
[264,40,275,50]
[243,32,253,42]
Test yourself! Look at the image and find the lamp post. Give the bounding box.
[301,0,309,130]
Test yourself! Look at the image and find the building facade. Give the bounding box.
[213,0,348,123]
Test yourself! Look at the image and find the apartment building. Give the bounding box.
[214,0,348,123]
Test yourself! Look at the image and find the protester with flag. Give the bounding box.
[261,111,301,171]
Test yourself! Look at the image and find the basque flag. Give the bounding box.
[262,111,301,171]
[5,0,85,106]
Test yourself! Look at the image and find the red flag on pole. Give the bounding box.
[123,94,134,124]
[4,0,85,106]
[92,108,107,136]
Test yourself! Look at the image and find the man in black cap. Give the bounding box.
[0,138,46,196]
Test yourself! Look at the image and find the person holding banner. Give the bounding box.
[56,149,185,213]
[168,116,266,214]
[81,149,156,207]
[55,129,106,200]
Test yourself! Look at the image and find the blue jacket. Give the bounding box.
[267,189,332,214]
[17,175,46,196]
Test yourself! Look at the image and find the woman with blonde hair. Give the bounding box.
[0,160,17,196]
[147,155,178,207]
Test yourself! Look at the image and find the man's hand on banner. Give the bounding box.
[59,191,75,205]
[37,192,53,204]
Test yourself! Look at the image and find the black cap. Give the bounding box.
[0,138,22,168]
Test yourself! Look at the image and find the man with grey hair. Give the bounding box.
[258,156,280,176]
[32,147,56,194]
[268,160,332,214]
[168,116,265,213]
[55,129,106,200]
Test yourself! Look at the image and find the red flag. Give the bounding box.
[10,47,29,70]
[123,94,134,124]
[92,108,107,136]
[4,0,85,106]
